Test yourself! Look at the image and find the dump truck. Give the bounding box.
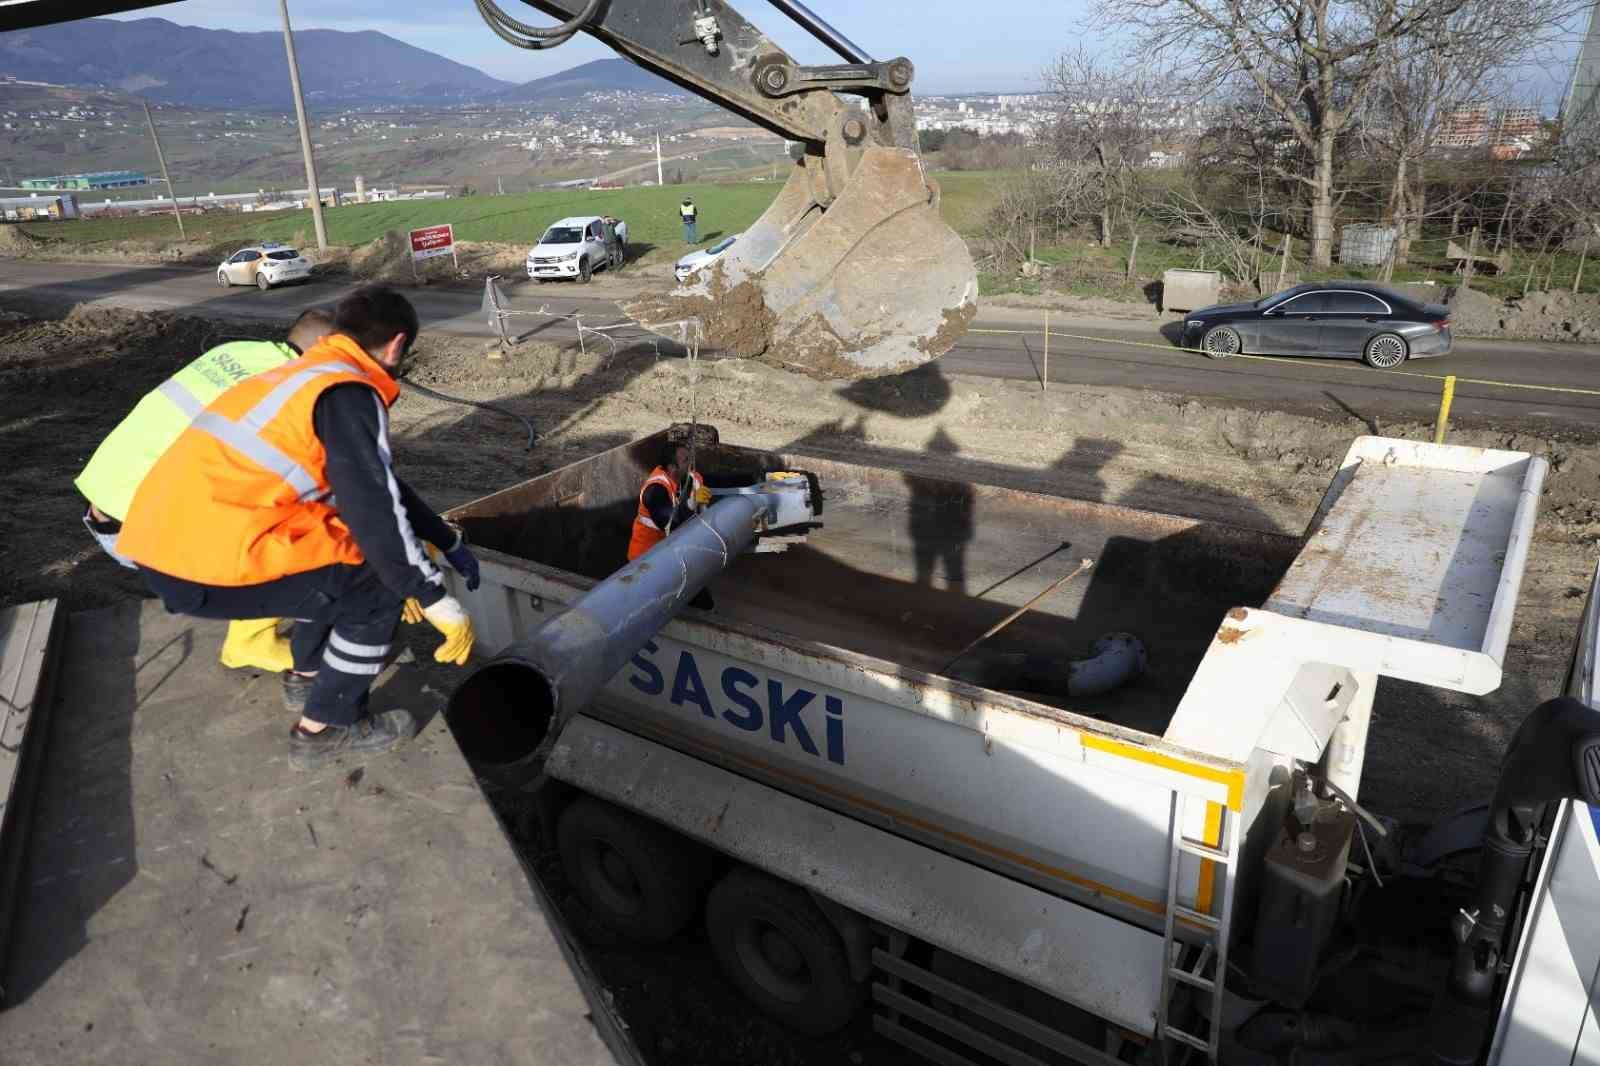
[438,426,1600,1065]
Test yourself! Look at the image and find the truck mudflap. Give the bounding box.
[545,713,1168,1040]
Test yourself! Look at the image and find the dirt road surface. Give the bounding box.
[3,302,1598,1065]
[4,259,1600,431]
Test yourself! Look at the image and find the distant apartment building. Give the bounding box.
[1437,104,1544,156]
[20,170,148,190]
[1439,104,1491,148]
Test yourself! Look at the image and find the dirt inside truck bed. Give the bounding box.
[452,439,1300,738]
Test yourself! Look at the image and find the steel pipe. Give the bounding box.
[447,493,772,783]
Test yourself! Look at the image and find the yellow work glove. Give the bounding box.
[421,596,475,665]
[402,597,426,625]
[693,485,713,507]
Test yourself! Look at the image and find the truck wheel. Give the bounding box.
[557,797,703,943]
[577,257,591,284]
[706,866,864,1035]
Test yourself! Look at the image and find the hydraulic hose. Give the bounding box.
[474,0,601,49]
[400,375,537,451]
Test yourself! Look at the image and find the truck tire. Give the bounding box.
[705,866,865,1036]
[577,256,591,284]
[556,797,703,944]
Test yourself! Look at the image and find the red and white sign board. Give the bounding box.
[409,224,455,262]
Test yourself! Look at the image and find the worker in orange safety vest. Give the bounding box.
[116,285,481,772]
[627,438,714,609]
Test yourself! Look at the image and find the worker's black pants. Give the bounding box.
[140,562,404,727]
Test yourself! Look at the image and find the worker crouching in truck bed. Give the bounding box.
[114,285,482,771]
[629,437,714,610]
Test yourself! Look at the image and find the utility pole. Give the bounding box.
[656,133,664,187]
[279,0,327,252]
[141,100,185,240]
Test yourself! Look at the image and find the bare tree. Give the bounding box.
[1038,48,1184,243]
[1360,0,1579,262]
[1093,0,1576,267]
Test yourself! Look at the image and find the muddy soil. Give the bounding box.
[5,302,1598,1062]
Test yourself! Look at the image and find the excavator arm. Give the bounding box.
[484,0,979,377]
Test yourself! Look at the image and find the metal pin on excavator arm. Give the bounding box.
[485,0,979,379]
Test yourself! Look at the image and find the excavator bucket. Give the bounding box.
[624,147,977,380]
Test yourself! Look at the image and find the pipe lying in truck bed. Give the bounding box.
[447,479,813,783]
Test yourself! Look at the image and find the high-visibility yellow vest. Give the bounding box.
[75,340,298,521]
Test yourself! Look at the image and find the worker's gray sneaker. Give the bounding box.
[282,671,315,714]
[288,709,416,772]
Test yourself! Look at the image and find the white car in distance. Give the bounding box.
[526,215,628,283]
[217,243,312,291]
[675,234,739,283]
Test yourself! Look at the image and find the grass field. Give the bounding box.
[20,171,1004,259]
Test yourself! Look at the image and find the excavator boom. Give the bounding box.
[491,0,979,378]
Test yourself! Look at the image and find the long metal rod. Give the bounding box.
[140,100,185,241]
[939,559,1094,674]
[765,0,873,62]
[279,0,328,252]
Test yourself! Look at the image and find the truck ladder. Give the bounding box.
[1156,790,1240,1061]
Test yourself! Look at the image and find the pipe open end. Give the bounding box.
[445,661,556,768]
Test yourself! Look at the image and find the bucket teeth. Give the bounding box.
[624,147,977,380]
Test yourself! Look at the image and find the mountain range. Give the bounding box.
[0,17,683,108]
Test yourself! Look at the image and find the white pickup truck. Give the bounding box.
[525,214,627,283]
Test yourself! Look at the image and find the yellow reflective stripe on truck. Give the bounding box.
[1196,800,1224,917]
[1081,733,1246,812]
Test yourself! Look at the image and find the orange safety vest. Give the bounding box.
[627,465,705,561]
[117,334,402,586]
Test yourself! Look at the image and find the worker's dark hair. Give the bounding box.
[285,308,334,353]
[334,285,419,355]
[659,439,690,467]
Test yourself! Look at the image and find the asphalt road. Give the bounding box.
[4,258,1599,434]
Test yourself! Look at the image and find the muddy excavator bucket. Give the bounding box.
[624,147,977,380]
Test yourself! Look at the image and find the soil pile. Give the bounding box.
[0,225,38,256]
[1448,285,1600,341]
[349,229,417,283]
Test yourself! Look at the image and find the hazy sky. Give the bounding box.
[106,0,1586,104]
[107,1,1092,93]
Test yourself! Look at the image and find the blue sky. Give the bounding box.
[108,0,1588,104]
[109,1,1090,92]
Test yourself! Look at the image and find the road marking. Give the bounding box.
[970,327,1600,399]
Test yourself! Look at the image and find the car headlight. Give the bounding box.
[562,252,580,261]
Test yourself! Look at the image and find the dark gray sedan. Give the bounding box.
[1180,282,1452,369]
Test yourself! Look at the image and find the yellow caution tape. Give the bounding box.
[966,326,1600,399]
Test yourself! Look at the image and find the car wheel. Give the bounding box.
[217,271,231,288]
[577,257,591,284]
[1363,333,1407,369]
[1200,324,1242,359]
[256,272,272,291]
